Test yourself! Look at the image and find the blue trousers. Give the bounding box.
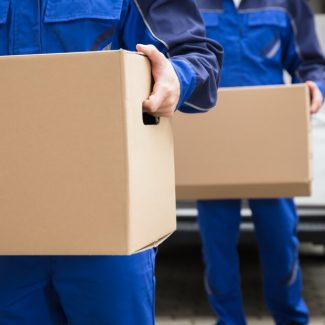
[0,250,156,325]
[197,199,309,325]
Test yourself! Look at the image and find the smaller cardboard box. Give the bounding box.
[173,84,311,200]
[0,50,176,255]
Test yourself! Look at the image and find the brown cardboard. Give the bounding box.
[173,84,311,200]
[0,50,176,255]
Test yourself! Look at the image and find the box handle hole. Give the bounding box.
[142,113,160,125]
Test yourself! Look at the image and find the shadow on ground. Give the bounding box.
[156,234,325,321]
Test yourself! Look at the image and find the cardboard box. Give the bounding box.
[173,84,311,200]
[0,50,176,255]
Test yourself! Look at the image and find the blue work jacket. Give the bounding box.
[0,0,223,113]
[196,0,325,97]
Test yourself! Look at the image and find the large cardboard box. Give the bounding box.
[174,84,311,200]
[0,50,176,255]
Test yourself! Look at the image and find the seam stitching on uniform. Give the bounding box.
[133,0,216,112]
[132,0,170,50]
[199,9,223,13]
[184,101,215,111]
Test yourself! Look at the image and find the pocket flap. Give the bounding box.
[44,0,123,23]
[248,10,288,27]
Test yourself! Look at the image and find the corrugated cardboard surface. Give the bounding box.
[173,84,311,200]
[0,50,176,255]
[122,54,176,252]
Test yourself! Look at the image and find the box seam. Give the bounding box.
[119,50,131,252]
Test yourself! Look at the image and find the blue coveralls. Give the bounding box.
[195,0,325,324]
[0,1,223,324]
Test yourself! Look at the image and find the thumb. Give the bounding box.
[136,44,165,69]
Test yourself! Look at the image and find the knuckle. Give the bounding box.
[160,84,170,94]
[158,51,165,59]
[148,44,157,54]
[165,97,174,107]
[146,103,157,113]
[166,87,174,97]
[144,104,153,113]
[164,83,173,96]
[166,108,174,117]
[151,44,158,52]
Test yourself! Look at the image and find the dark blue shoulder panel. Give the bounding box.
[134,0,224,112]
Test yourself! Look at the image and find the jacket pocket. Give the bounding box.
[247,10,287,60]
[247,10,288,28]
[43,0,123,52]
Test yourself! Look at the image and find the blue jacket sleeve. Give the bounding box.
[283,0,325,98]
[121,0,224,113]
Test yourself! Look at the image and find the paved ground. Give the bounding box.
[155,239,325,325]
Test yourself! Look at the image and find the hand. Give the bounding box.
[306,81,323,114]
[136,44,180,118]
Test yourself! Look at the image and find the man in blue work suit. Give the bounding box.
[195,0,325,324]
[0,1,223,324]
